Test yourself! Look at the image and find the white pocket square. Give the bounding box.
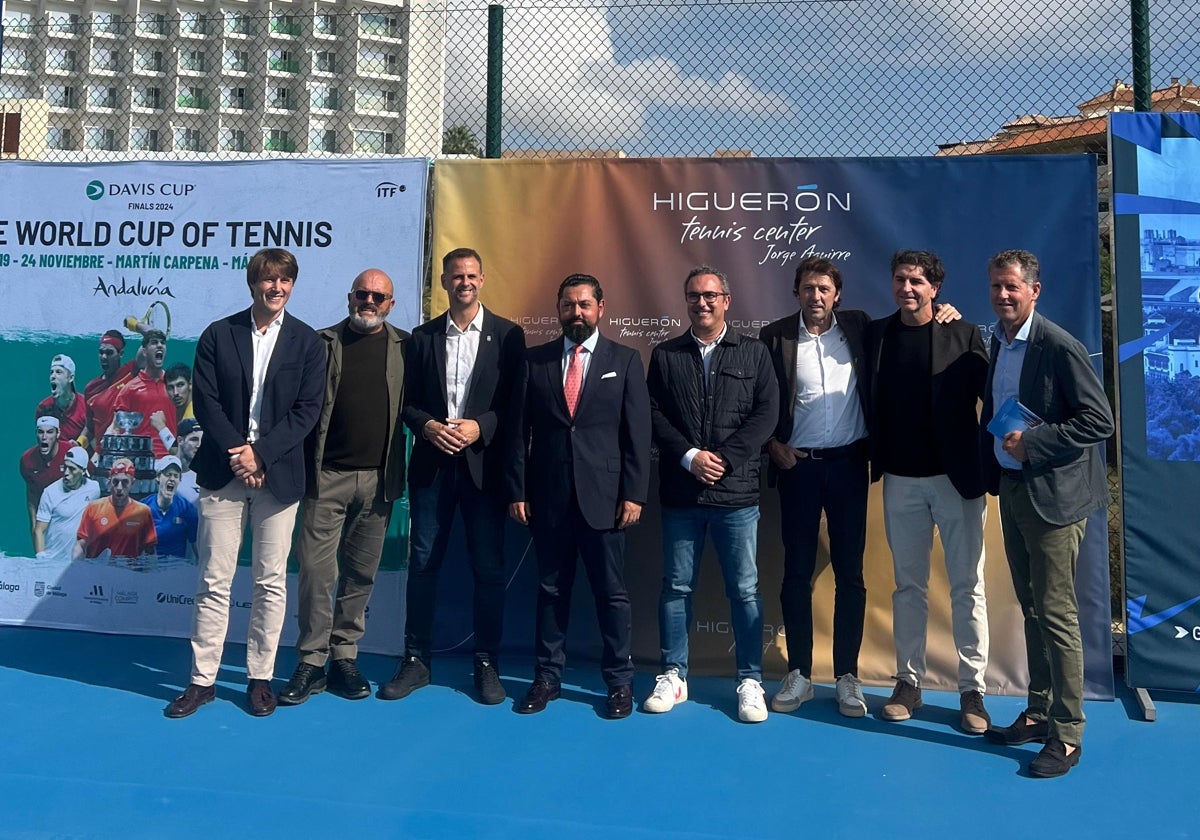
[601,371,617,379]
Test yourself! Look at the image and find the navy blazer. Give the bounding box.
[402,308,525,493]
[980,311,1114,525]
[506,333,651,532]
[866,313,989,499]
[191,307,326,505]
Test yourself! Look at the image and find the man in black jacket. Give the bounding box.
[644,266,778,723]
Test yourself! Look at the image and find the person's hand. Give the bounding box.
[767,439,798,470]
[1002,431,1028,462]
[690,450,726,485]
[149,410,167,431]
[242,469,265,489]
[933,303,962,323]
[229,444,261,478]
[445,418,481,448]
[616,501,642,529]
[509,501,529,525]
[425,420,467,455]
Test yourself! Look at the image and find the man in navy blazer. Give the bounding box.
[379,248,525,706]
[506,273,651,719]
[980,249,1113,778]
[165,248,326,719]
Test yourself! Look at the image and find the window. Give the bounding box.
[3,12,34,35]
[131,127,161,151]
[224,12,252,36]
[359,48,398,75]
[48,11,83,35]
[133,86,162,109]
[0,81,33,99]
[220,128,248,152]
[134,49,164,72]
[264,128,295,153]
[84,126,117,151]
[174,127,204,151]
[354,129,394,154]
[315,51,337,73]
[268,49,299,73]
[88,85,118,109]
[2,47,34,72]
[310,84,338,111]
[45,85,78,108]
[310,127,337,152]
[221,86,248,110]
[224,49,250,73]
[356,84,396,113]
[177,85,209,110]
[91,12,125,36]
[47,126,75,150]
[46,48,78,72]
[268,86,293,110]
[91,46,120,72]
[270,12,301,36]
[314,13,338,36]
[136,13,166,36]
[180,49,208,73]
[359,12,399,38]
[180,12,207,36]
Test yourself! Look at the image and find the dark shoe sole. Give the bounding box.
[1029,748,1081,778]
[328,683,371,701]
[277,679,327,707]
[377,677,429,701]
[164,694,213,719]
[476,689,507,706]
[516,688,560,714]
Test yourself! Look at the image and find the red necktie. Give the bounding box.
[564,344,584,417]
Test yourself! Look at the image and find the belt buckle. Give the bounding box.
[809,448,823,461]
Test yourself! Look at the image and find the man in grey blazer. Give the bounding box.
[980,249,1114,778]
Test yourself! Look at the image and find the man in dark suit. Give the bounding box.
[279,268,409,707]
[165,248,325,719]
[506,273,651,719]
[379,248,524,705]
[866,250,992,734]
[980,249,1113,778]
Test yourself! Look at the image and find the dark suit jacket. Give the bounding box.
[191,307,326,505]
[981,311,1114,525]
[506,333,651,532]
[759,308,871,444]
[305,319,409,502]
[866,313,989,499]
[402,308,525,494]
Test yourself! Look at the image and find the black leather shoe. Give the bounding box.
[516,680,560,714]
[378,656,430,701]
[1029,737,1082,778]
[247,679,277,717]
[606,684,633,719]
[474,659,506,705]
[328,658,371,700]
[278,663,327,706]
[165,683,215,719]
[984,713,1049,746]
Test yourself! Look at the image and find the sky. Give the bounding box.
[435,0,1199,156]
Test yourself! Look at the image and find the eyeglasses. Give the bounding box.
[685,291,728,304]
[353,289,392,304]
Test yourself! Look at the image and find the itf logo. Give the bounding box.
[86,180,105,201]
[375,181,406,198]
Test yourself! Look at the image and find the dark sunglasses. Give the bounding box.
[353,289,392,304]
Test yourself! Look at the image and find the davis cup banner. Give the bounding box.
[0,159,427,652]
[433,156,1113,696]
[1110,113,1200,692]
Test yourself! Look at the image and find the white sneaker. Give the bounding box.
[835,673,867,718]
[643,669,688,713]
[770,669,814,712]
[737,678,768,723]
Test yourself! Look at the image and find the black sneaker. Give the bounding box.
[959,690,991,734]
[378,656,430,701]
[278,662,327,706]
[474,659,506,705]
[328,658,371,700]
[1029,738,1081,778]
[985,713,1050,746]
[881,678,922,721]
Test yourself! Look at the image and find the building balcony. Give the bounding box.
[270,21,302,37]
[176,94,210,110]
[264,138,296,152]
[267,59,300,74]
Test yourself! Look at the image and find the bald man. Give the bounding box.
[280,269,411,706]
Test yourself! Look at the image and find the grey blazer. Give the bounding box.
[980,311,1114,525]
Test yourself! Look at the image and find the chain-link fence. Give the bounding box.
[2,0,1197,162]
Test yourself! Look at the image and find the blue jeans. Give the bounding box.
[659,505,763,682]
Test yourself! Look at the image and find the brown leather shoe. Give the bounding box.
[606,684,633,719]
[247,679,277,717]
[165,683,215,719]
[516,680,560,714]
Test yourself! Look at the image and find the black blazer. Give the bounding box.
[980,311,1114,525]
[866,313,989,499]
[191,307,326,505]
[506,333,651,531]
[402,308,525,493]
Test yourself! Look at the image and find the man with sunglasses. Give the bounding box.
[380,248,524,705]
[279,268,410,706]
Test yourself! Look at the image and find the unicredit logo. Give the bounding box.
[156,592,194,605]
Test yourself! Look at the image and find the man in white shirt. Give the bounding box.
[34,445,100,559]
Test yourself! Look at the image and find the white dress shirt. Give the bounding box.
[248,310,285,443]
[788,314,867,449]
[445,305,485,418]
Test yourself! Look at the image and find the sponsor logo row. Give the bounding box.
[1,582,248,610]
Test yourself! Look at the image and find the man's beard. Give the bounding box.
[562,319,594,344]
[350,309,386,332]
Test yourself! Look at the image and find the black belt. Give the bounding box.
[1000,467,1025,482]
[795,440,865,461]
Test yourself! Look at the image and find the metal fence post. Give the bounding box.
[1130,0,1152,111]
[486,4,504,158]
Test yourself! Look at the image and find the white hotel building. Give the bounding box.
[0,0,446,158]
